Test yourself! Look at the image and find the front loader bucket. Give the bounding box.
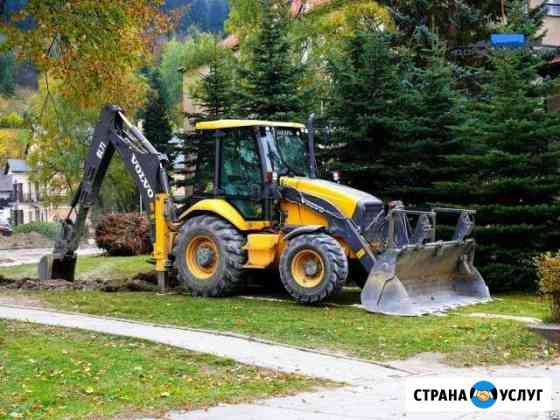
[361,239,490,316]
[38,253,77,282]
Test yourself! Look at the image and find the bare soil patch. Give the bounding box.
[0,232,53,250]
[0,290,43,307]
[0,272,161,293]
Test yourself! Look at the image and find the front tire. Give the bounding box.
[174,215,246,297]
[279,234,348,304]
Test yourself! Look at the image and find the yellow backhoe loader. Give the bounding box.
[38,105,491,315]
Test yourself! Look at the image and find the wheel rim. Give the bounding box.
[186,235,219,280]
[291,249,325,288]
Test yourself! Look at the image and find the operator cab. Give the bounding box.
[184,120,314,221]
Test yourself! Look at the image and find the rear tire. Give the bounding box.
[174,215,246,297]
[279,234,348,304]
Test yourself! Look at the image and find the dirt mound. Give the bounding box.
[0,272,161,293]
[0,232,53,250]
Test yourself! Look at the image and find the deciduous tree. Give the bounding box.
[2,0,170,110]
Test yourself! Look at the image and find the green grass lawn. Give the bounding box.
[17,289,554,367]
[0,320,321,419]
[1,256,556,367]
[457,293,552,321]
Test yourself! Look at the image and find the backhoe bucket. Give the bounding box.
[38,253,77,282]
[361,239,490,316]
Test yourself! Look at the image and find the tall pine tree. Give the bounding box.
[141,71,175,165]
[237,0,305,121]
[327,29,463,204]
[389,42,464,205]
[326,28,414,196]
[439,50,560,291]
[191,46,235,120]
[0,52,15,97]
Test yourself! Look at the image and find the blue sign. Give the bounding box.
[490,33,526,48]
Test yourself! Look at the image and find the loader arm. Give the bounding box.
[39,105,174,286]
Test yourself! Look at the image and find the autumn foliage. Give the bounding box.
[2,0,173,110]
[95,213,152,256]
[535,253,560,321]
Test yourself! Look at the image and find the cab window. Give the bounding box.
[220,128,263,219]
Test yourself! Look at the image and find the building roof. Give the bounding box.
[0,175,12,191]
[219,34,240,49]
[196,120,305,130]
[290,0,304,17]
[5,159,28,174]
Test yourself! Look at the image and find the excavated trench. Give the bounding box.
[0,272,164,293]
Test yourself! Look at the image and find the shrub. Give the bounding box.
[95,213,152,256]
[12,222,61,240]
[0,112,25,128]
[534,252,560,322]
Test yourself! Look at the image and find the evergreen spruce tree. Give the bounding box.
[500,0,547,42]
[438,50,560,291]
[327,29,463,203]
[238,0,305,121]
[142,71,175,165]
[390,0,489,48]
[0,52,15,97]
[326,29,406,195]
[192,47,235,120]
[387,43,464,205]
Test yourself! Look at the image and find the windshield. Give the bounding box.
[263,127,313,177]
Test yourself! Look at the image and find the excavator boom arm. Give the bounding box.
[39,105,172,283]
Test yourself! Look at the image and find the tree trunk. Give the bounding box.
[553,293,560,323]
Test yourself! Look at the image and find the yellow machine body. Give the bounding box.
[150,119,490,316]
[165,177,373,271]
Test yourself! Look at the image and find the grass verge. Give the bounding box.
[1,256,556,367]
[17,289,555,367]
[0,320,321,419]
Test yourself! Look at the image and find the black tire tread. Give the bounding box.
[174,215,246,297]
[279,234,348,304]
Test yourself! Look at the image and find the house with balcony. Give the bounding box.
[0,158,68,226]
[0,174,11,225]
[3,159,42,225]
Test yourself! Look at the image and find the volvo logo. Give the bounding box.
[131,154,154,198]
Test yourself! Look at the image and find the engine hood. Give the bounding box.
[279,177,383,220]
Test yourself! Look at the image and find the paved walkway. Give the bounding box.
[0,246,102,267]
[1,304,558,420]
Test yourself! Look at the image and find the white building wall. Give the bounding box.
[530,0,560,46]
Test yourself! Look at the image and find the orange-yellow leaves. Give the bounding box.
[2,0,171,111]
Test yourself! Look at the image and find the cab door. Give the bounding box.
[219,128,265,220]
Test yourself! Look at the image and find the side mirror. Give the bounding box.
[331,171,341,183]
